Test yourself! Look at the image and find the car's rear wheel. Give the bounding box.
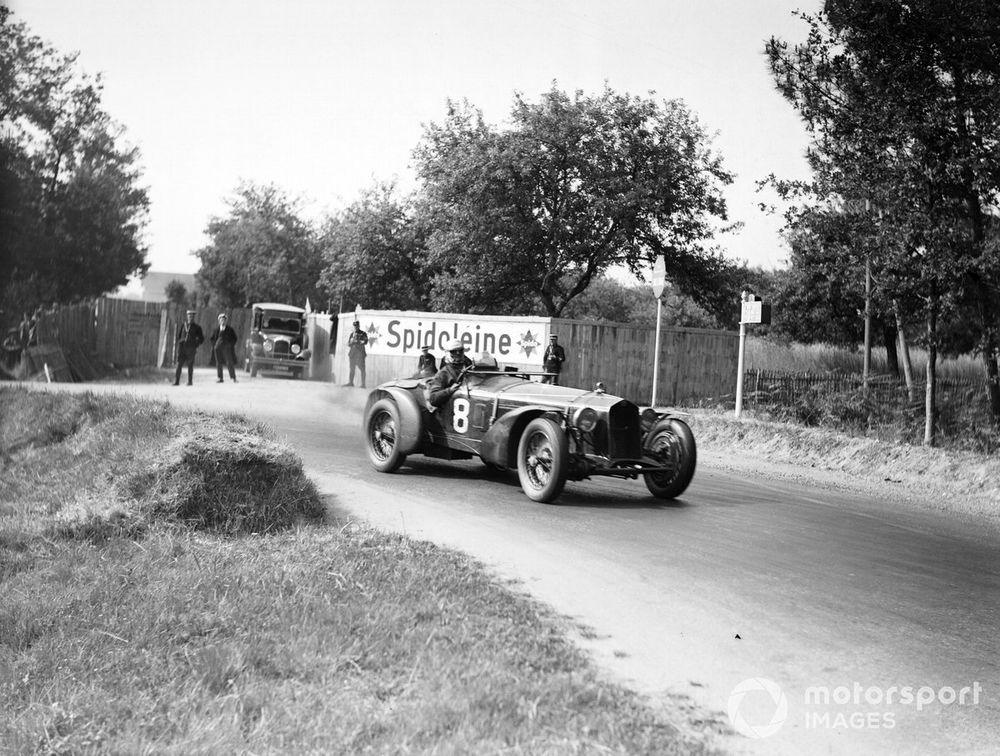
[365,398,407,472]
[516,417,568,503]
[642,418,696,499]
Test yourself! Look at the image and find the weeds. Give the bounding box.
[0,387,709,754]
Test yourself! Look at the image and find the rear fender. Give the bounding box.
[480,406,561,468]
[364,388,424,453]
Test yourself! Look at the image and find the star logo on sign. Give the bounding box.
[517,330,541,358]
[365,323,380,347]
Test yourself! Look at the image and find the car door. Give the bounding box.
[432,382,494,454]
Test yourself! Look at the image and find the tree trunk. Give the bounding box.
[894,302,915,402]
[881,320,899,378]
[979,316,1000,426]
[924,304,937,447]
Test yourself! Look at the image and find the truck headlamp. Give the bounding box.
[291,344,301,355]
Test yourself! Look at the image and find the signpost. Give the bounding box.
[651,256,666,406]
[734,293,771,419]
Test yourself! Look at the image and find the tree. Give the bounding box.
[413,85,739,319]
[195,182,324,308]
[164,279,189,307]
[319,183,434,312]
[559,275,716,328]
[766,0,1000,440]
[0,8,149,324]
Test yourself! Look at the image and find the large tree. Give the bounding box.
[413,85,738,318]
[766,0,1000,438]
[0,8,149,323]
[195,182,324,308]
[319,183,434,312]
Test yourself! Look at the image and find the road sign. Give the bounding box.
[652,255,666,299]
[741,299,772,324]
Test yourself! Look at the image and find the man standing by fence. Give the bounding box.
[345,320,368,388]
[174,310,204,386]
[211,313,238,383]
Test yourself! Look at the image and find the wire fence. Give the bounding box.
[741,369,988,412]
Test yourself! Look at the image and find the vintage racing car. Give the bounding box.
[362,362,696,503]
[245,302,311,379]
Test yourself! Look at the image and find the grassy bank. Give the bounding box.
[0,387,709,754]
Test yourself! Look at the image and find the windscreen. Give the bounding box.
[261,313,301,333]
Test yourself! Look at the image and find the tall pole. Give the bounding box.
[735,320,747,419]
[651,296,663,406]
[863,253,872,390]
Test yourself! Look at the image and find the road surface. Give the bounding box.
[25,372,1000,755]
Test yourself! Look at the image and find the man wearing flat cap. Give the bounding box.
[174,309,204,386]
[542,333,566,385]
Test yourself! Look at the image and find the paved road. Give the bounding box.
[29,373,1000,755]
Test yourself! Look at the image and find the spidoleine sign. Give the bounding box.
[346,311,552,366]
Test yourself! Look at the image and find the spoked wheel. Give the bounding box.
[365,398,407,472]
[516,417,568,503]
[642,418,696,500]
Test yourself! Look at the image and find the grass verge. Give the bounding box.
[0,387,711,754]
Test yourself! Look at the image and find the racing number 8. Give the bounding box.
[452,397,470,433]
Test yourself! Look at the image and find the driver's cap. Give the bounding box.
[445,338,466,352]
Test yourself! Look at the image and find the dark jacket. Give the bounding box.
[543,342,566,372]
[211,324,239,352]
[427,356,472,407]
[348,327,368,356]
[418,351,437,375]
[176,321,205,357]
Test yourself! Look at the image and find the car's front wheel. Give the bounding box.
[642,418,696,499]
[516,417,568,503]
[365,398,407,472]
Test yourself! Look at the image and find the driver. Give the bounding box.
[427,338,473,407]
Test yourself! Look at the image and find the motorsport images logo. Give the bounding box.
[727,678,789,739]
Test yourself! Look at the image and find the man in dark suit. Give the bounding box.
[174,310,204,386]
[210,313,239,383]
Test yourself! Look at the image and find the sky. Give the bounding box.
[11,0,817,280]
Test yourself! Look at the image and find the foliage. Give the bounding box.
[163,279,189,307]
[413,85,739,319]
[765,0,1000,433]
[559,275,716,328]
[195,182,324,308]
[0,8,149,326]
[319,182,434,312]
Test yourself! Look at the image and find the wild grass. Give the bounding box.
[0,387,708,754]
[746,336,984,381]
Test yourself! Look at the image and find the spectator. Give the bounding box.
[417,344,437,377]
[542,333,566,384]
[345,320,368,388]
[173,309,205,386]
[211,313,239,383]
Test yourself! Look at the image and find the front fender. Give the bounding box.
[480,406,560,468]
[364,387,425,454]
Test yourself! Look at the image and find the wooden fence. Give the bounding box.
[32,298,253,373]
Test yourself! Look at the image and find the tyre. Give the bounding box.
[642,418,697,500]
[365,398,407,472]
[516,417,568,503]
